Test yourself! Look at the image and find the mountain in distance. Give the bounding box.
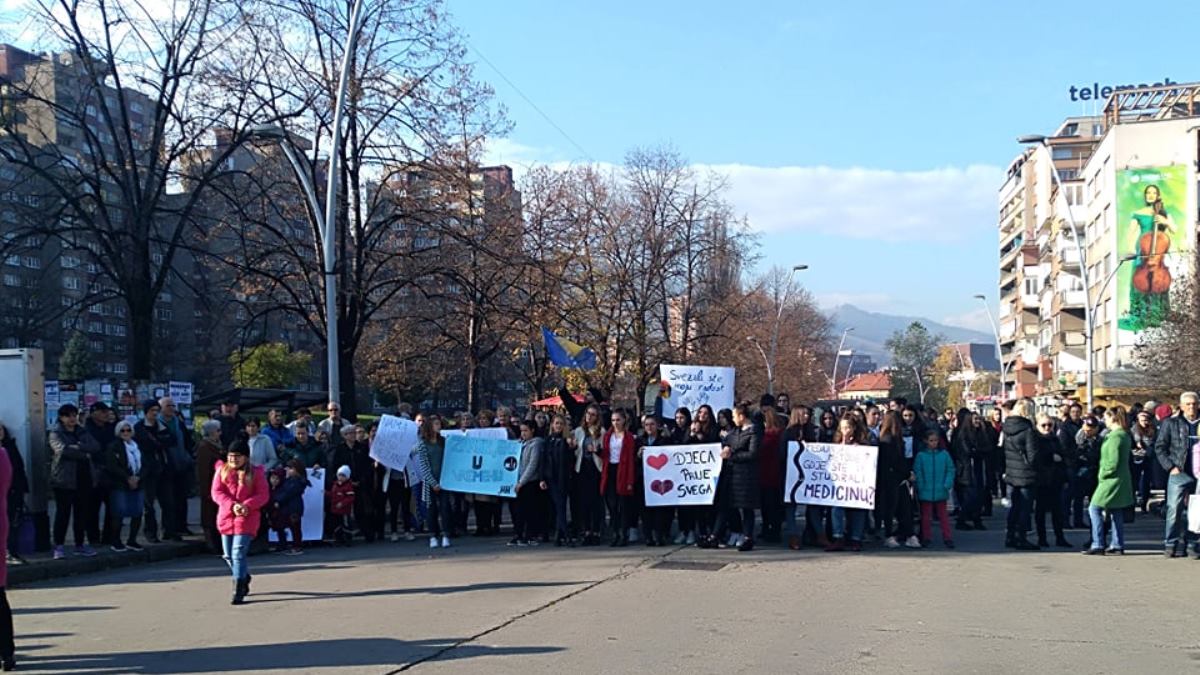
[827,304,994,367]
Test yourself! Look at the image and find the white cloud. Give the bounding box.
[941,307,996,333]
[702,163,1004,243]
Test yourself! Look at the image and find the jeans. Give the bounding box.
[1089,503,1125,551]
[1064,471,1088,526]
[1006,485,1035,541]
[831,507,866,541]
[1163,472,1197,550]
[221,533,251,581]
[1130,461,1152,507]
[782,503,798,537]
[426,490,452,538]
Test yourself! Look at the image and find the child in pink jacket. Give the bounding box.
[211,441,269,605]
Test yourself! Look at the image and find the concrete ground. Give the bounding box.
[10,510,1200,674]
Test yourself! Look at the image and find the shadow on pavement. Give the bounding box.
[13,606,114,615]
[17,637,563,673]
[249,579,591,605]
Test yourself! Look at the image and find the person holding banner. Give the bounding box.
[573,405,606,546]
[695,405,720,443]
[414,416,451,549]
[671,408,698,545]
[759,405,785,544]
[601,410,639,547]
[640,414,674,547]
[826,414,873,552]
[711,402,760,553]
[511,421,544,547]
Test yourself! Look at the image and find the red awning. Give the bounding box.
[530,393,586,408]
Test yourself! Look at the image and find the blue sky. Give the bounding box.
[454,0,1198,331]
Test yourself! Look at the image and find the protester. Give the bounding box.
[380,433,415,543]
[713,402,761,553]
[950,409,987,531]
[1033,413,1070,549]
[1084,408,1134,555]
[284,425,324,469]
[541,414,575,547]
[133,400,172,544]
[329,466,356,546]
[0,438,13,671]
[826,414,872,552]
[1153,392,1200,558]
[817,410,837,443]
[511,420,545,546]
[601,409,638,547]
[349,424,379,542]
[0,423,27,563]
[103,420,145,552]
[573,405,605,546]
[49,404,102,559]
[286,408,316,437]
[758,404,784,544]
[245,418,279,471]
[158,396,194,540]
[877,410,919,549]
[414,416,450,549]
[1069,417,1103,529]
[195,420,225,552]
[262,409,294,450]
[1130,410,1157,512]
[216,400,246,448]
[211,441,268,605]
[1003,399,1040,551]
[269,459,309,556]
[318,402,349,449]
[914,429,956,548]
[84,403,116,546]
[639,414,672,546]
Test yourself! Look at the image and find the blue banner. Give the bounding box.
[439,434,522,497]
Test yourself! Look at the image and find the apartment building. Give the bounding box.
[999,83,1200,402]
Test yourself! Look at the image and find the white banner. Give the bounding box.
[369,414,420,472]
[641,443,723,507]
[269,467,325,543]
[658,364,735,414]
[440,427,510,441]
[784,441,878,509]
[168,381,193,405]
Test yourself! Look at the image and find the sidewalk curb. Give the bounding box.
[10,540,209,587]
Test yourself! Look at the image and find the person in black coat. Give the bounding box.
[877,411,918,549]
[540,415,576,546]
[639,414,675,547]
[1032,413,1070,549]
[713,402,760,552]
[1003,400,1040,550]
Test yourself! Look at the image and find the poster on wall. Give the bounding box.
[1116,165,1190,336]
[658,364,735,414]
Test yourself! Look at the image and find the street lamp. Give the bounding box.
[830,327,854,398]
[764,264,808,395]
[747,336,772,395]
[973,294,1008,400]
[1018,134,1095,409]
[245,0,369,406]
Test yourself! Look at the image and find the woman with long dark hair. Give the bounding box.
[950,408,987,531]
[878,410,919,549]
[817,410,838,443]
[695,405,719,443]
[540,414,575,546]
[826,414,873,552]
[709,402,760,552]
[572,405,605,546]
[414,415,451,548]
[600,409,638,547]
[211,441,268,605]
[671,408,698,545]
[759,404,785,543]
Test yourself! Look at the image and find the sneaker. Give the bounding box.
[884,536,901,549]
[517,539,529,547]
[405,532,416,542]
[125,542,144,552]
[628,529,640,543]
[526,539,539,547]
[685,532,696,546]
[904,536,922,549]
[389,532,401,543]
[110,543,128,553]
[429,537,440,549]
[285,548,304,556]
[74,545,97,558]
[726,533,739,547]
[673,532,686,545]
[1000,498,1011,509]
[440,536,451,548]
[52,545,66,560]
[789,535,803,550]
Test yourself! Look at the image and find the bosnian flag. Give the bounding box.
[542,327,597,370]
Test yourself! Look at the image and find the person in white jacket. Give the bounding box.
[244,418,279,471]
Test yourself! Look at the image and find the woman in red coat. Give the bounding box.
[0,436,14,669]
[600,409,638,547]
[211,440,269,605]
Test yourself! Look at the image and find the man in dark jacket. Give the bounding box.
[216,400,246,448]
[84,403,117,545]
[1067,418,1102,529]
[1003,401,1040,550]
[159,396,195,539]
[1154,392,1200,558]
[134,401,176,543]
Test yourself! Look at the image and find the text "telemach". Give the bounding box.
[1069,78,1175,102]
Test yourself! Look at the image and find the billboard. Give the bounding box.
[1116,165,1189,336]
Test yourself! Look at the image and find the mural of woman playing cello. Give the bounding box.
[1126,184,1175,330]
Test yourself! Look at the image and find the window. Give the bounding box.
[3,274,18,287]
[1023,277,1039,295]
[156,308,173,321]
[20,255,39,269]
[4,255,17,267]
[88,339,103,352]
[1051,146,1074,160]
[152,252,163,265]
[61,296,73,308]
[113,362,127,374]
[87,320,103,334]
[60,255,79,269]
[62,276,79,290]
[61,317,79,330]
[1062,123,1079,137]
[88,303,102,314]
[1092,123,1104,136]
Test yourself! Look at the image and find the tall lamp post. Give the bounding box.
[830,327,854,398]
[246,0,368,406]
[973,294,1008,401]
[1017,134,1095,409]
[763,264,808,395]
[747,337,771,395]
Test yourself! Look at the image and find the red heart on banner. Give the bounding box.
[646,453,669,471]
[650,479,674,496]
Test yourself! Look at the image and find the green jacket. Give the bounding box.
[1091,428,1134,510]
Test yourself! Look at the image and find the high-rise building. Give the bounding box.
[998,82,1200,402]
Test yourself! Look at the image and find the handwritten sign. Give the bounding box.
[169,381,193,405]
[439,434,522,497]
[642,443,723,507]
[269,468,324,543]
[784,441,878,509]
[440,427,510,441]
[369,414,419,472]
[659,364,735,414]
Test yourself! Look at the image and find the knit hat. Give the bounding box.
[337,465,351,478]
[143,399,160,415]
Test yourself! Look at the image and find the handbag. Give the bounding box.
[1189,494,1200,534]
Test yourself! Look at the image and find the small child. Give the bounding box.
[913,429,956,549]
[329,465,356,546]
[270,459,309,555]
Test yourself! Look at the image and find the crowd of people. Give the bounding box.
[29,388,1200,607]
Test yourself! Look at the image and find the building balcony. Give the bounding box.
[1058,289,1085,308]
[1059,244,1081,268]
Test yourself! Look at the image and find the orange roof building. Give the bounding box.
[838,372,892,401]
